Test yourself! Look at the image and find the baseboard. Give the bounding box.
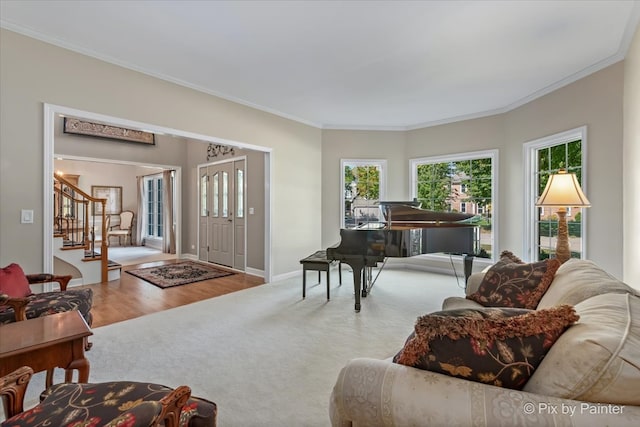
[245,267,264,278]
[186,255,264,278]
[272,269,300,282]
[67,277,84,288]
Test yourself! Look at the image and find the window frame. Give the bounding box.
[523,126,588,262]
[409,149,499,261]
[340,159,387,229]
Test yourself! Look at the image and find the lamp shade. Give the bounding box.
[536,170,591,207]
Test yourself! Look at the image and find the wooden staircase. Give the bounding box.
[54,174,121,284]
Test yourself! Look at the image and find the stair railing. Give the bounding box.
[53,174,109,283]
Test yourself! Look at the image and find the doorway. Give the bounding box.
[198,158,246,270]
[53,157,179,268]
[43,103,274,282]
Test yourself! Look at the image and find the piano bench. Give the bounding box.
[300,250,342,300]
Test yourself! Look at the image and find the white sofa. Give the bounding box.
[330,259,640,426]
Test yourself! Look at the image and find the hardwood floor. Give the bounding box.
[75,259,265,328]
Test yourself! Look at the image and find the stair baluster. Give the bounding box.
[53,174,109,283]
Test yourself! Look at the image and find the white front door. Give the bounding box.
[199,159,246,270]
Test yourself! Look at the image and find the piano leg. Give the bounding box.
[464,254,474,284]
[362,266,372,297]
[351,265,364,312]
[362,267,367,298]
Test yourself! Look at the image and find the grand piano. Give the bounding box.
[326,201,478,312]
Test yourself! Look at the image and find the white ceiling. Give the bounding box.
[2,1,639,130]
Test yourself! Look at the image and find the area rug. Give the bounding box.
[126,261,234,288]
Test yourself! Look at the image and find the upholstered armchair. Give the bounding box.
[0,366,217,427]
[108,210,135,246]
[0,264,93,329]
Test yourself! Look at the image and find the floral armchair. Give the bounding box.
[0,264,93,328]
[1,366,217,427]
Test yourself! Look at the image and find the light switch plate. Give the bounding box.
[21,209,34,224]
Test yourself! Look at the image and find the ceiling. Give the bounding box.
[1,1,639,130]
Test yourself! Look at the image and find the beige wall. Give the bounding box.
[624,25,640,287]
[321,64,626,278]
[505,62,624,277]
[0,29,321,277]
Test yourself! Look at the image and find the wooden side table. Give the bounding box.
[0,310,93,388]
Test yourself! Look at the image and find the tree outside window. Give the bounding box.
[412,151,496,258]
[341,160,385,229]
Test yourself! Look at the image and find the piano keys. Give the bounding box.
[326,202,478,312]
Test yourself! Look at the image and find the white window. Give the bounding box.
[410,149,498,259]
[341,159,386,229]
[144,175,163,239]
[524,127,587,261]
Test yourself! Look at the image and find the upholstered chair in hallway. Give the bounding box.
[108,210,135,246]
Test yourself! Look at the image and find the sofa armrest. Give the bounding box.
[330,358,639,427]
[465,271,486,295]
[440,270,487,309]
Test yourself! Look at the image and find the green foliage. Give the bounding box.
[344,165,380,201]
[538,219,582,237]
[539,249,582,261]
[416,163,452,210]
[416,158,492,212]
[537,139,583,193]
[456,158,492,209]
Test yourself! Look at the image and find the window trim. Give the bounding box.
[409,149,499,262]
[523,126,588,262]
[340,159,387,229]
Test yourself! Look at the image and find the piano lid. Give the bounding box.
[379,201,476,223]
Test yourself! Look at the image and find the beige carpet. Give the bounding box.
[12,267,466,426]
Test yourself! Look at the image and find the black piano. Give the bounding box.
[326,201,478,312]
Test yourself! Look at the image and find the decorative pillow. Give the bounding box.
[498,250,524,264]
[393,305,579,390]
[466,254,561,309]
[0,263,32,298]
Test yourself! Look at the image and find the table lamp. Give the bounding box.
[536,169,591,263]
